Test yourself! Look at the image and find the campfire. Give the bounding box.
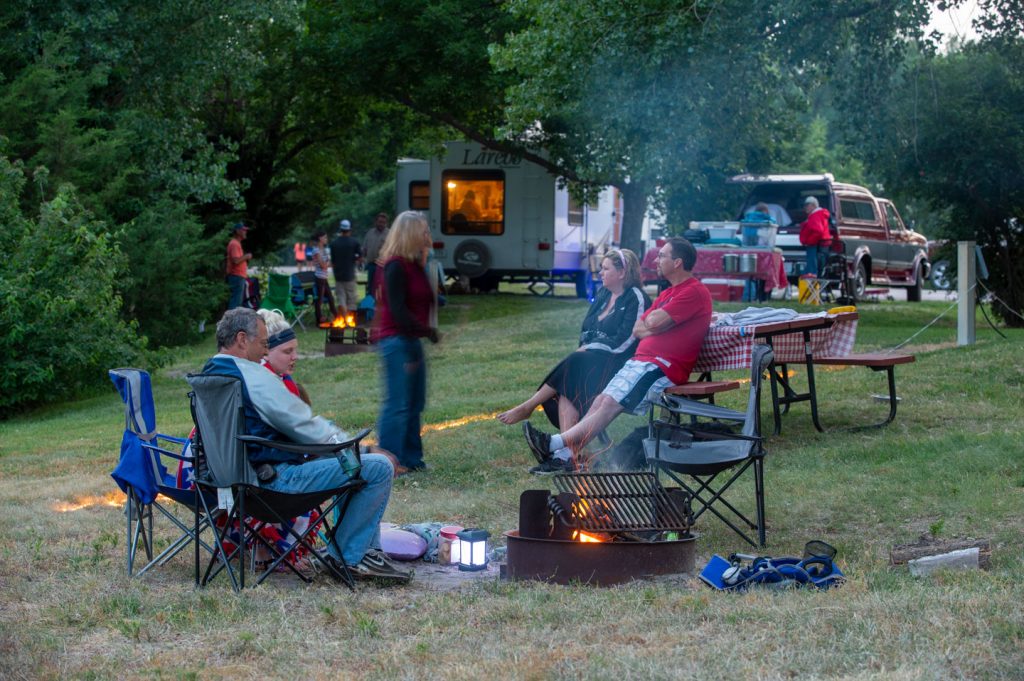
[323,310,371,357]
[504,472,697,585]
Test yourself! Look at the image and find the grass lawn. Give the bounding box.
[1,290,1022,680]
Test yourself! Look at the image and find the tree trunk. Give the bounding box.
[618,181,648,255]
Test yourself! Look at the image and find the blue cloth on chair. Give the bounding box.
[109,369,172,504]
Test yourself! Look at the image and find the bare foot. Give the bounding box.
[496,404,532,425]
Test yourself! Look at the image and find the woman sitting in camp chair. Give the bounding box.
[497,249,650,437]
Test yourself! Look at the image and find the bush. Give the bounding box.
[115,199,223,347]
[0,155,144,416]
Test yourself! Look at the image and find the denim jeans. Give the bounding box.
[803,246,822,277]
[263,453,393,565]
[227,275,246,310]
[376,335,426,469]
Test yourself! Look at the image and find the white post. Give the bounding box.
[957,241,976,346]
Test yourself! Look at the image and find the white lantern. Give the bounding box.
[456,528,490,572]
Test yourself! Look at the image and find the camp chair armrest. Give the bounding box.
[155,434,190,446]
[652,420,761,444]
[140,443,194,462]
[236,427,372,456]
[655,394,746,422]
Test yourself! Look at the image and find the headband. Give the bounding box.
[605,248,628,268]
[267,327,296,349]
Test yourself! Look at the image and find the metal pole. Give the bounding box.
[957,241,976,346]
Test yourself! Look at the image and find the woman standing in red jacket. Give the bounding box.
[372,212,439,472]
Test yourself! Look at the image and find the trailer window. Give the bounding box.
[442,170,505,235]
[409,181,430,211]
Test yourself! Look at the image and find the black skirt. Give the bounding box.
[539,349,631,429]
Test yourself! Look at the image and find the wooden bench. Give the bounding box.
[813,352,915,428]
[665,380,741,404]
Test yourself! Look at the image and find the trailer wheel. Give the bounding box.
[453,240,491,278]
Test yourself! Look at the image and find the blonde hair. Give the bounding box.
[379,211,428,263]
[603,248,642,289]
[256,308,291,336]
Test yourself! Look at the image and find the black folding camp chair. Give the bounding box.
[109,368,217,580]
[644,344,774,547]
[186,373,369,591]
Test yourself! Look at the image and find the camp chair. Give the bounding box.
[109,368,217,580]
[291,271,318,329]
[260,272,304,329]
[186,373,369,591]
[644,344,774,547]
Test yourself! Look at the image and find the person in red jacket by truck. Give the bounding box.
[799,196,832,276]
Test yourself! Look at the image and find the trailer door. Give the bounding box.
[519,161,554,270]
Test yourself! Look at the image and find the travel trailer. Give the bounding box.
[396,142,651,296]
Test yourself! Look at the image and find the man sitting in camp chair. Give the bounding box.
[204,308,411,583]
[524,238,713,473]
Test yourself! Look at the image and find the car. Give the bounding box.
[730,174,931,301]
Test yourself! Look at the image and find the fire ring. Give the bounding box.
[503,530,697,586]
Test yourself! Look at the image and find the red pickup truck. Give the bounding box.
[729,174,931,301]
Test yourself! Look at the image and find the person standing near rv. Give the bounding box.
[330,219,362,317]
[372,212,438,473]
[309,231,337,326]
[226,222,253,310]
[799,196,832,277]
[363,212,390,297]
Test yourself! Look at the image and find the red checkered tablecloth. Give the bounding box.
[693,248,787,290]
[695,315,858,372]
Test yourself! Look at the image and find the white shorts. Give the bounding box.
[601,360,675,415]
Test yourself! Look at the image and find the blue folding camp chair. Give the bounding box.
[109,368,217,580]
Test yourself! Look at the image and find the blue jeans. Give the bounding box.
[263,453,393,565]
[803,246,823,277]
[227,275,246,309]
[365,262,378,297]
[377,335,426,469]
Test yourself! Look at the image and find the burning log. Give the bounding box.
[324,312,372,357]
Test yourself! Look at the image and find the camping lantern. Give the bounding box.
[456,528,490,572]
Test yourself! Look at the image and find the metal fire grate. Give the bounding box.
[551,472,690,534]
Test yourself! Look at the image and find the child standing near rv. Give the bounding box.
[309,231,337,326]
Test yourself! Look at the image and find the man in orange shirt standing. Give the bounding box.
[226,222,253,310]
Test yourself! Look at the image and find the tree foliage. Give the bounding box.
[854,38,1024,325]
[0,156,144,416]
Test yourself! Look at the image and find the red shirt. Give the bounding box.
[633,277,713,385]
[226,238,247,277]
[372,256,434,342]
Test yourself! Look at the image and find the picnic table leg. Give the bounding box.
[802,329,825,433]
[767,352,784,436]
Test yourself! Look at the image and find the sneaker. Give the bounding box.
[315,553,356,584]
[529,457,575,475]
[522,422,552,464]
[348,549,414,584]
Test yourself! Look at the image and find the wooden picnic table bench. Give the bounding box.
[812,351,915,428]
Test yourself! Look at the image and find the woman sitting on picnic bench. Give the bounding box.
[497,248,650,432]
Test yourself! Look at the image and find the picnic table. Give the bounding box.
[694,311,859,435]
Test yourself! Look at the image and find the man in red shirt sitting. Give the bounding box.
[525,237,713,474]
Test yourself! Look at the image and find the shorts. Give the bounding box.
[601,360,675,415]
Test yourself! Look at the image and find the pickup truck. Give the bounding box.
[730,174,931,301]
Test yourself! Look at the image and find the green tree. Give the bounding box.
[856,39,1024,326]
[0,155,144,415]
